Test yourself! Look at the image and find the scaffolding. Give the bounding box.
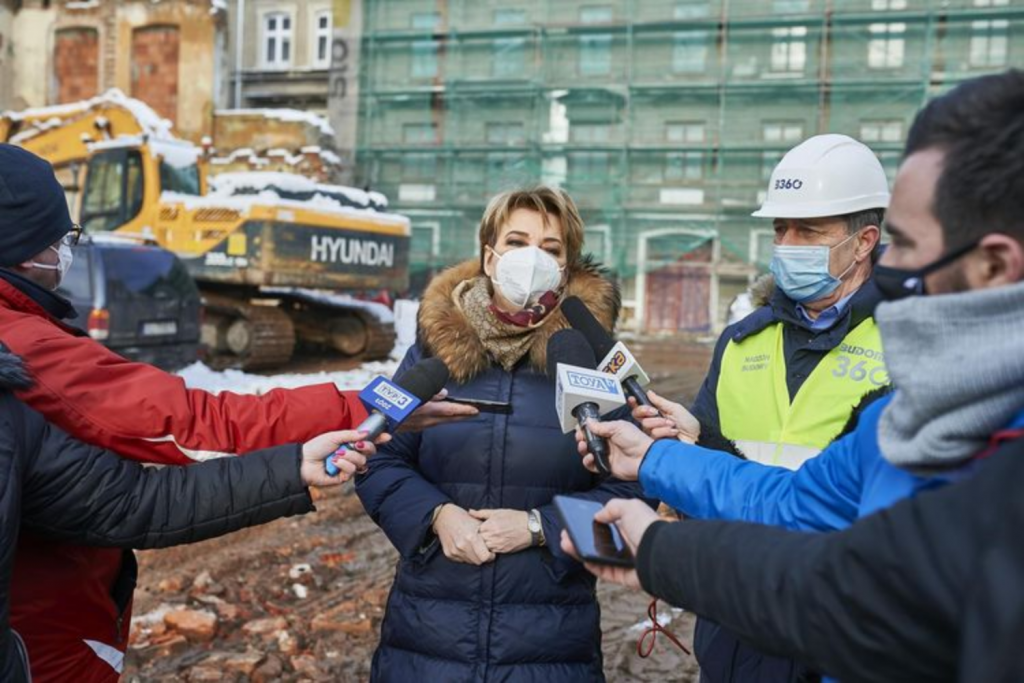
[356,0,1024,331]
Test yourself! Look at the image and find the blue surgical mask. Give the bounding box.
[770,232,858,303]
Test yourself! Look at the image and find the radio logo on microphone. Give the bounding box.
[567,371,621,395]
[602,350,628,375]
[373,381,414,409]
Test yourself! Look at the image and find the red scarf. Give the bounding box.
[490,290,561,328]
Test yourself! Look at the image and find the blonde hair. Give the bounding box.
[478,186,585,269]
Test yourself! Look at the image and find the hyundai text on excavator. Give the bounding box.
[1,91,410,369]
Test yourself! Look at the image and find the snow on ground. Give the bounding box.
[177,358,401,395]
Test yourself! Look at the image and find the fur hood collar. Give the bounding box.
[418,256,621,383]
[0,346,31,391]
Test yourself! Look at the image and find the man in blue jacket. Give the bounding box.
[575,67,1024,669]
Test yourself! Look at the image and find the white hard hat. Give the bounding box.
[752,134,891,219]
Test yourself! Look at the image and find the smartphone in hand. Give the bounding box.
[554,495,634,567]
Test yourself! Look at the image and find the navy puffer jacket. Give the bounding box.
[356,259,650,683]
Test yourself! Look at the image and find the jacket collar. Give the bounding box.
[731,278,882,345]
[417,255,620,384]
[0,269,77,321]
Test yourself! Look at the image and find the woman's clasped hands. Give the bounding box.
[432,504,534,565]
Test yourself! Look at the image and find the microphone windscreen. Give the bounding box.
[395,357,450,402]
[561,296,615,360]
[546,329,598,378]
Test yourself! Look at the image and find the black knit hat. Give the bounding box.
[0,144,74,267]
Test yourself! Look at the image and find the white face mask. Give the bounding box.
[488,245,565,309]
[30,242,74,288]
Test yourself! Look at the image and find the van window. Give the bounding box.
[100,248,198,301]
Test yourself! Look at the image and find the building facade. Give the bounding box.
[6,0,227,142]
[226,0,336,112]
[355,0,1022,330]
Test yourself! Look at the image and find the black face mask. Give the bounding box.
[874,240,979,301]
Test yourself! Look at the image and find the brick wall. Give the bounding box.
[54,27,99,103]
[130,24,179,124]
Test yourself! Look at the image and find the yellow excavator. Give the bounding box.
[2,91,410,369]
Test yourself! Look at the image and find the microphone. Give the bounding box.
[561,296,655,411]
[547,329,626,475]
[325,356,450,476]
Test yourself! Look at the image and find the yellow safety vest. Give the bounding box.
[717,318,888,469]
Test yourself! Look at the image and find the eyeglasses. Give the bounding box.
[60,224,83,247]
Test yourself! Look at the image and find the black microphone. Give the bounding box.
[325,356,450,475]
[561,296,658,412]
[547,329,627,475]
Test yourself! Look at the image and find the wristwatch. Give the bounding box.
[527,509,545,547]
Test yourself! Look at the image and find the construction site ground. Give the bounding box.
[123,336,715,682]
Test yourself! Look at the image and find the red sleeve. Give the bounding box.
[6,313,368,465]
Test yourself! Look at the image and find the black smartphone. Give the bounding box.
[443,395,513,414]
[554,495,634,568]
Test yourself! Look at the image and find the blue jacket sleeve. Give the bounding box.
[638,426,865,531]
[354,345,452,561]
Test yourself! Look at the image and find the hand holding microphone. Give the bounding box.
[562,297,700,442]
[325,357,450,476]
[547,329,626,475]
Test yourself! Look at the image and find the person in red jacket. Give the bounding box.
[0,143,476,682]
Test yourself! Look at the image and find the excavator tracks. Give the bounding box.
[202,296,296,371]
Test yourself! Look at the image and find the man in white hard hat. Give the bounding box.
[632,134,889,683]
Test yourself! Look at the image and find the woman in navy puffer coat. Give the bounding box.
[356,188,650,682]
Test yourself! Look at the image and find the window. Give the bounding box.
[763,121,804,143]
[580,6,613,23]
[411,40,439,78]
[579,34,612,76]
[969,20,1009,67]
[868,23,906,69]
[262,12,292,69]
[495,9,527,26]
[571,123,611,144]
[411,12,441,30]
[770,27,807,73]
[674,1,710,19]
[80,150,145,233]
[973,0,1009,6]
[872,0,907,9]
[773,0,809,11]
[486,122,526,145]
[762,121,803,180]
[665,152,704,181]
[493,37,526,77]
[403,123,438,145]
[672,31,708,73]
[159,161,201,196]
[401,153,437,180]
[860,119,903,143]
[312,11,332,69]
[486,153,529,193]
[666,122,705,143]
[570,152,610,182]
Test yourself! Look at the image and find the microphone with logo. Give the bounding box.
[325,356,450,476]
[561,296,657,413]
[547,329,626,476]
